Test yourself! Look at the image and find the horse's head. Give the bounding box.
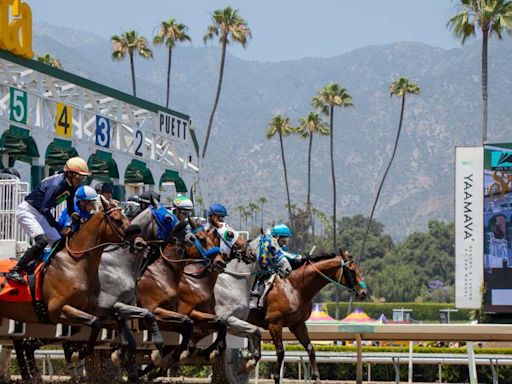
[99,195,142,247]
[133,201,178,241]
[185,218,225,272]
[334,250,368,300]
[211,223,255,264]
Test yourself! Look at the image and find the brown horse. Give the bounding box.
[248,250,368,384]
[0,198,141,362]
[137,217,227,372]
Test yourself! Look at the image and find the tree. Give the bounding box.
[36,54,63,69]
[448,0,512,143]
[298,112,329,236]
[258,197,267,228]
[312,83,353,252]
[267,115,295,227]
[111,30,153,97]
[248,202,259,229]
[359,78,420,261]
[202,6,251,159]
[153,19,191,108]
[236,204,244,229]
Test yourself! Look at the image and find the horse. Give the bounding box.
[247,250,368,384]
[136,216,229,376]
[139,219,254,378]
[1,197,141,381]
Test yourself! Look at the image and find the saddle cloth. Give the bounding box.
[0,260,44,303]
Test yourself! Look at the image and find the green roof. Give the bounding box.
[0,49,190,121]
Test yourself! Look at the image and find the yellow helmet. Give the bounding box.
[64,157,91,176]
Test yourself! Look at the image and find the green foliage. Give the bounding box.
[324,301,473,322]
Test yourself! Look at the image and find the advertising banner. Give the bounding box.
[483,144,512,312]
[455,146,483,309]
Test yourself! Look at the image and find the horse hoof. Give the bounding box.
[179,349,191,363]
[111,350,122,367]
[245,359,256,372]
[71,351,80,363]
[209,350,220,363]
[151,349,162,366]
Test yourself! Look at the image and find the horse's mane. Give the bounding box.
[308,253,337,262]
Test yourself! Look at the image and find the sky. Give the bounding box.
[30,0,462,62]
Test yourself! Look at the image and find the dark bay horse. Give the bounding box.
[248,250,368,384]
[137,217,227,373]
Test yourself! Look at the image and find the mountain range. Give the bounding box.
[30,22,512,240]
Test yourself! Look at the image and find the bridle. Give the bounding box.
[66,206,132,257]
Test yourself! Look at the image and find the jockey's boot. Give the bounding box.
[6,234,48,285]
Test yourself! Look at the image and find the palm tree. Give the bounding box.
[267,115,295,227]
[111,30,153,97]
[298,112,329,236]
[448,0,512,143]
[37,54,63,69]
[249,202,259,229]
[359,78,420,261]
[153,19,191,108]
[236,204,244,229]
[202,6,251,159]
[258,197,267,228]
[312,83,353,252]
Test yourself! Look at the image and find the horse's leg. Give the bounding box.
[289,322,320,384]
[113,302,164,365]
[225,316,262,370]
[59,305,101,361]
[189,310,227,362]
[62,342,80,380]
[114,313,140,384]
[13,339,31,382]
[153,307,195,362]
[269,323,285,384]
[25,340,44,384]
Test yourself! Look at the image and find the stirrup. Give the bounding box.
[6,270,27,285]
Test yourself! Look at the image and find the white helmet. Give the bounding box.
[75,185,98,202]
[173,195,193,211]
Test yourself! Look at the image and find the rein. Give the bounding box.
[64,207,130,257]
[306,258,357,295]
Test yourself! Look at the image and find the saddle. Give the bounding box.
[0,242,61,323]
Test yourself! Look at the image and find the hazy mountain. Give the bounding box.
[30,22,512,239]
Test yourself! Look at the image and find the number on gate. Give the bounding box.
[55,103,72,138]
[10,88,27,124]
[134,130,143,156]
[95,116,111,148]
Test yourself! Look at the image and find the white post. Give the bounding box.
[467,341,478,384]
[408,340,414,383]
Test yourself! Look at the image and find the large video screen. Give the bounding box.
[483,144,512,312]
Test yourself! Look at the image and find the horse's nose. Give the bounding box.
[358,290,368,300]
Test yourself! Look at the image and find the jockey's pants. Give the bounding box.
[16,201,61,245]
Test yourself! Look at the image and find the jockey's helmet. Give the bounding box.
[139,190,160,204]
[94,182,114,194]
[64,157,91,176]
[75,185,98,202]
[207,203,228,217]
[127,195,139,203]
[173,195,193,211]
[271,224,292,238]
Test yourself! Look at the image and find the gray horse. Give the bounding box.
[212,235,291,381]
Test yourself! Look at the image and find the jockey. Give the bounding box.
[7,157,91,284]
[123,195,140,219]
[270,224,302,265]
[172,195,194,223]
[94,182,114,200]
[57,185,98,234]
[206,203,228,229]
[139,190,160,212]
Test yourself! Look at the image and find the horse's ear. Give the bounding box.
[150,195,158,208]
[188,216,197,229]
[260,227,264,235]
[100,195,110,211]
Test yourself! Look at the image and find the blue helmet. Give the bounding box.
[207,203,228,217]
[75,186,98,202]
[271,224,292,238]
